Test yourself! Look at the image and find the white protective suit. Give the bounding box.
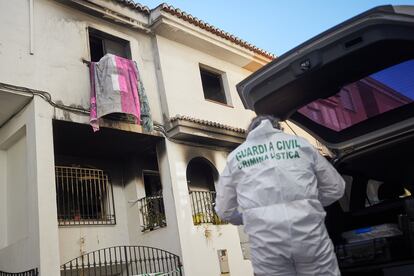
[215,119,345,276]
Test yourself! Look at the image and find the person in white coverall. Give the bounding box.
[215,116,345,276]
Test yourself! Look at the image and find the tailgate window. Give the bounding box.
[298,60,414,131]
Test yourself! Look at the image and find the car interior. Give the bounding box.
[317,60,414,274]
[325,136,414,275]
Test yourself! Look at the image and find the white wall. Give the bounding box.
[0,130,28,250]
[0,109,35,274]
[0,0,163,125]
[156,35,256,129]
[164,140,254,276]
[0,97,59,275]
[6,136,28,245]
[0,150,6,249]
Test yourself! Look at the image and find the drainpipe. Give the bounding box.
[29,0,34,55]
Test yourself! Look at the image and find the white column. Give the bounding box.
[28,97,60,275]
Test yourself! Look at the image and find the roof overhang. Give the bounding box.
[57,0,151,32]
[0,86,33,127]
[150,10,272,72]
[166,116,246,149]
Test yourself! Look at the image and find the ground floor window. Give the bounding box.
[55,166,116,226]
[187,157,226,225]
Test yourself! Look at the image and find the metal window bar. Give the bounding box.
[189,191,227,225]
[0,268,38,276]
[60,246,183,276]
[55,166,116,226]
[138,195,167,232]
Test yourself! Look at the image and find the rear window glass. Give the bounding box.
[298,59,414,131]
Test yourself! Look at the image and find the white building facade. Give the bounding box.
[0,1,325,275]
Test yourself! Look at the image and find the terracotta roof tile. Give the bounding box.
[159,4,275,60]
[170,115,246,134]
[112,0,150,13]
[110,1,276,59]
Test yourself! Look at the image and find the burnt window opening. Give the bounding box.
[139,171,166,231]
[186,157,217,192]
[55,166,116,226]
[199,66,228,105]
[144,171,163,197]
[88,28,131,62]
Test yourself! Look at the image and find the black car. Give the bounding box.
[237,5,414,276]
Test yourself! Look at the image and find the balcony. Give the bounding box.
[189,191,227,225]
[138,195,167,232]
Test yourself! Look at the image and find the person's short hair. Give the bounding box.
[247,115,281,134]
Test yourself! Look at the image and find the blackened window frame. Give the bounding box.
[139,170,166,231]
[88,27,131,62]
[55,166,116,226]
[199,65,230,105]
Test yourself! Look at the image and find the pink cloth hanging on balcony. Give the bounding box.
[89,54,141,131]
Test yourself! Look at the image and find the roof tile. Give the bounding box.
[113,0,150,13]
[170,115,246,134]
[111,1,276,59]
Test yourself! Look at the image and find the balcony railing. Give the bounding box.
[189,190,227,225]
[61,245,183,276]
[138,195,167,232]
[0,268,38,276]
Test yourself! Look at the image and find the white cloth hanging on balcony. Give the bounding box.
[89,54,153,132]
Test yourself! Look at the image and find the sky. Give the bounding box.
[134,1,414,99]
[372,60,414,100]
[136,0,414,56]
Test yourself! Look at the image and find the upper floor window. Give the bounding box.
[199,66,229,105]
[89,28,131,62]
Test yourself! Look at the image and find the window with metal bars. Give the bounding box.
[138,171,166,232]
[189,190,226,225]
[55,166,116,226]
[186,158,226,225]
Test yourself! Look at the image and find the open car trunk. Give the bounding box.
[237,5,414,275]
[325,133,414,274]
[237,5,414,156]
